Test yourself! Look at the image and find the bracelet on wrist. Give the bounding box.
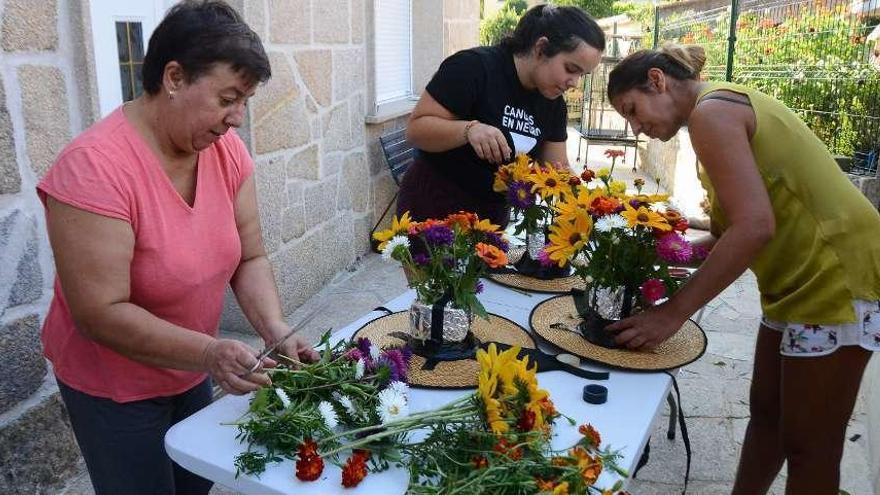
[463,120,479,141]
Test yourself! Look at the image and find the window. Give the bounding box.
[374,0,413,104]
[115,21,145,102]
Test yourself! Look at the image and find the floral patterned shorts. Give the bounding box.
[763,300,880,357]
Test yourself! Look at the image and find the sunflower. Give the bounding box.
[493,166,511,192]
[528,166,569,200]
[511,153,533,181]
[621,202,671,231]
[472,218,502,234]
[545,211,593,267]
[372,212,413,250]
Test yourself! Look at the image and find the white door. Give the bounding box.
[89,0,175,117]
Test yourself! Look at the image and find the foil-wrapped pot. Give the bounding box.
[409,299,472,343]
[526,230,546,259]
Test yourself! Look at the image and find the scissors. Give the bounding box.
[241,303,325,376]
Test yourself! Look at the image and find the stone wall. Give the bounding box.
[0,0,96,492]
[0,0,481,490]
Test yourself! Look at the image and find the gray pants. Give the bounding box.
[58,377,213,495]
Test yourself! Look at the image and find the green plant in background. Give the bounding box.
[480,2,522,46]
[555,0,616,19]
[658,1,880,157]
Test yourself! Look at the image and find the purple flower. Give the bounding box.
[656,232,694,264]
[424,225,454,246]
[507,181,536,209]
[413,253,430,266]
[484,231,510,252]
[629,199,643,209]
[537,248,554,267]
[356,338,372,357]
[475,280,484,294]
[345,348,363,362]
[382,348,409,382]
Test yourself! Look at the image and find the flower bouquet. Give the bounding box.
[544,168,704,348]
[493,154,582,279]
[230,332,413,482]
[240,340,628,493]
[373,211,509,359]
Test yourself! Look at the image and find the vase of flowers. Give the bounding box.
[373,211,509,359]
[545,167,705,348]
[493,154,579,279]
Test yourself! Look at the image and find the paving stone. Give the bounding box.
[0,314,45,414]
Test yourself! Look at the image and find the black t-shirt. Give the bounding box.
[420,45,568,202]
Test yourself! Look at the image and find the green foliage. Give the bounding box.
[658,5,880,155]
[554,0,616,19]
[506,0,528,14]
[611,1,655,28]
[480,4,522,46]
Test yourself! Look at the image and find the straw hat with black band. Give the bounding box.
[353,311,537,389]
[488,246,587,293]
[529,293,707,371]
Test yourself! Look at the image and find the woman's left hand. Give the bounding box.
[605,304,686,351]
[266,323,319,365]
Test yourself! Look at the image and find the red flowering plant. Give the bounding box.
[229,331,412,487]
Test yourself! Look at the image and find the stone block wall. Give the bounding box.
[0,1,96,492]
[0,0,481,490]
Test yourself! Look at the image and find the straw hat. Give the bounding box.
[488,246,587,293]
[353,311,536,389]
[529,295,707,371]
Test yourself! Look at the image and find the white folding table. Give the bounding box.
[166,281,675,494]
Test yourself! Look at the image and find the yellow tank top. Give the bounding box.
[696,81,880,323]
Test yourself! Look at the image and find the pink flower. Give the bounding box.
[536,247,554,267]
[641,279,667,305]
[656,232,693,264]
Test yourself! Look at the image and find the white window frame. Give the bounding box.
[89,0,175,117]
[373,0,414,108]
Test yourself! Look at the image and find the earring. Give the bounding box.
[168,91,175,100]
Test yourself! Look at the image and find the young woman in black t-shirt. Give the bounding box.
[398,5,605,227]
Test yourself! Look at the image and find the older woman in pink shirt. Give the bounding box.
[36,2,315,494]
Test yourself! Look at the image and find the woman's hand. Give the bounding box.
[273,332,320,366]
[606,304,687,351]
[467,122,512,164]
[203,339,276,395]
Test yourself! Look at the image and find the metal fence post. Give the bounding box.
[725,0,739,82]
[653,5,660,49]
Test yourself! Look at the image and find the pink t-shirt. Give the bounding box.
[37,107,253,402]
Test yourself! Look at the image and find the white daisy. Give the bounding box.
[337,395,357,416]
[377,387,409,424]
[275,388,291,409]
[388,381,409,402]
[355,358,365,380]
[368,344,381,362]
[318,401,339,430]
[382,235,410,261]
[595,215,628,233]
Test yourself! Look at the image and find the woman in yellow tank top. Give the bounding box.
[605,44,879,494]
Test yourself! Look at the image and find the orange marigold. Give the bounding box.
[472,455,489,469]
[341,450,370,488]
[475,242,508,269]
[493,437,523,460]
[590,196,621,216]
[295,439,324,482]
[578,423,602,448]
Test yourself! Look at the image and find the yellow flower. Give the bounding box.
[552,482,570,495]
[472,218,501,234]
[608,180,627,197]
[646,193,671,203]
[493,165,512,192]
[372,212,413,250]
[545,211,593,267]
[596,167,611,179]
[511,154,533,181]
[528,166,568,200]
[478,371,508,435]
[554,186,595,222]
[621,202,671,231]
